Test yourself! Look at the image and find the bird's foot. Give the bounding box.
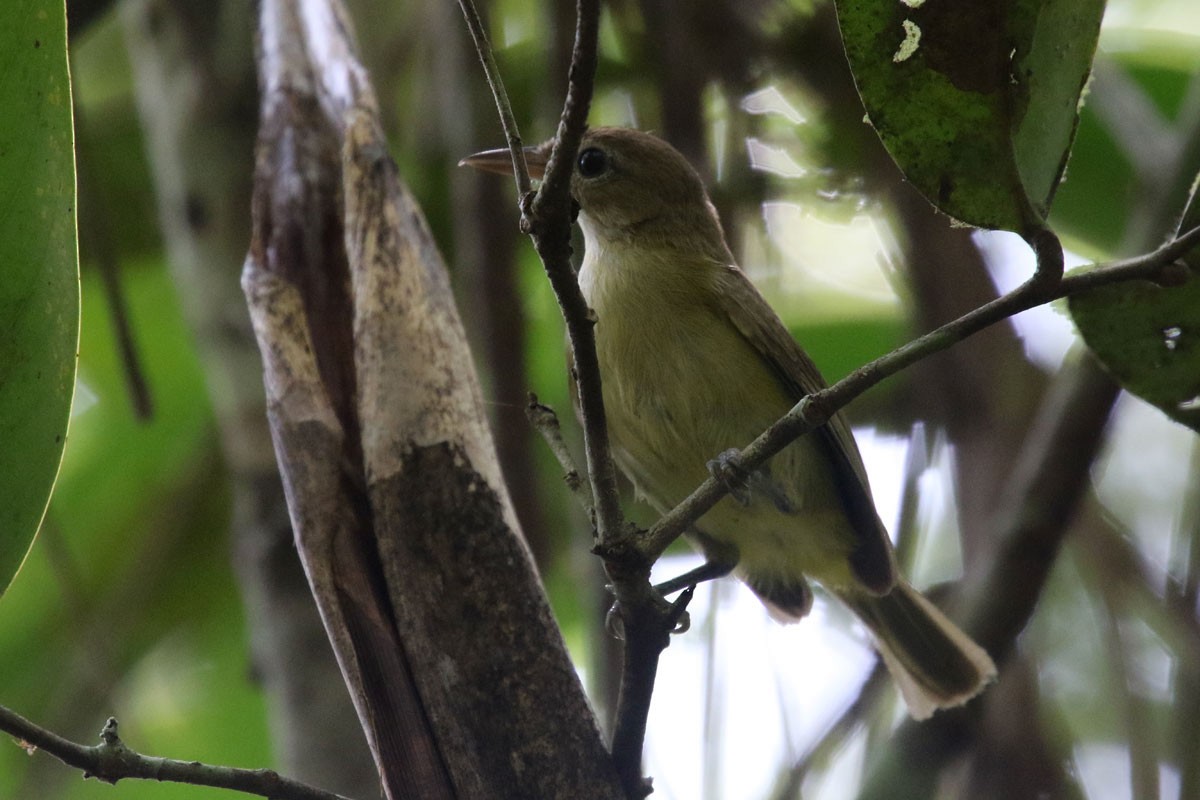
[605,588,693,639]
[707,448,752,506]
[707,449,795,513]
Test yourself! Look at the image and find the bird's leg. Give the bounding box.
[707,448,794,512]
[605,582,700,638]
[654,559,734,596]
[606,554,735,639]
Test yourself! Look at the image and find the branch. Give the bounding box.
[0,707,353,800]
[526,394,595,515]
[74,98,154,420]
[455,0,532,198]
[460,0,683,794]
[460,0,621,544]
[642,225,1200,561]
[609,587,695,799]
[527,0,625,547]
[512,4,697,794]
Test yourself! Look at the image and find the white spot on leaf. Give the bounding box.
[894,20,921,63]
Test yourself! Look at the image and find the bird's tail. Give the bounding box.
[839,581,996,720]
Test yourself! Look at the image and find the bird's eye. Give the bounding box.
[577,147,608,178]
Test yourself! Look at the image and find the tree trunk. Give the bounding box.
[120,1,378,795]
[245,1,624,797]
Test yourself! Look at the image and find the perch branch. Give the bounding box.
[643,225,1200,561]
[0,706,352,800]
[461,0,685,794]
[525,0,625,547]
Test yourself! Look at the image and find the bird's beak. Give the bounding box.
[458,144,550,179]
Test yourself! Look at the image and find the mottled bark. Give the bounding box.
[119,1,378,795]
[246,2,623,797]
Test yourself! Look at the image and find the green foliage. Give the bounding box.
[0,264,268,800]
[1069,271,1200,432]
[0,0,80,595]
[4,1,1200,797]
[792,317,905,384]
[1069,191,1200,432]
[836,0,1105,230]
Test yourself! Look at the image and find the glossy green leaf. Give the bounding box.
[1069,180,1200,433]
[836,0,1105,231]
[0,1,80,595]
[1069,272,1200,433]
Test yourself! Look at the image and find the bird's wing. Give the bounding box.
[713,264,896,594]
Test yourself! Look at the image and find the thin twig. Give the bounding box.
[0,707,352,800]
[771,662,887,800]
[455,0,532,198]
[526,0,625,547]
[526,394,595,514]
[458,2,667,793]
[519,3,679,794]
[462,0,621,544]
[643,226,1200,561]
[1080,515,1200,669]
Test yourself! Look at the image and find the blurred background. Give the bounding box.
[4,0,1200,798]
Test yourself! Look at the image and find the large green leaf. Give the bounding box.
[836,0,1105,231]
[1069,181,1200,433]
[0,1,80,595]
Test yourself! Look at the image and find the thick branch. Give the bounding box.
[250,2,623,798]
[643,226,1200,560]
[0,707,352,800]
[608,587,694,799]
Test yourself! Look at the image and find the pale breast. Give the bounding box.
[580,243,861,587]
[583,245,785,502]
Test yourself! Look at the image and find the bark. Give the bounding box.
[246,2,623,797]
[118,1,378,795]
[423,0,552,568]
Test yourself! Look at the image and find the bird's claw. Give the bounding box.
[605,589,693,639]
[605,602,625,640]
[708,448,752,506]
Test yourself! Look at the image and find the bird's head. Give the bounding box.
[462,127,724,249]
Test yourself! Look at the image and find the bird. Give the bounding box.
[462,127,995,719]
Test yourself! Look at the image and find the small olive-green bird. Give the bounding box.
[464,127,995,718]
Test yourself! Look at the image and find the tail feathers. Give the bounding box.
[748,575,814,623]
[842,581,996,720]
